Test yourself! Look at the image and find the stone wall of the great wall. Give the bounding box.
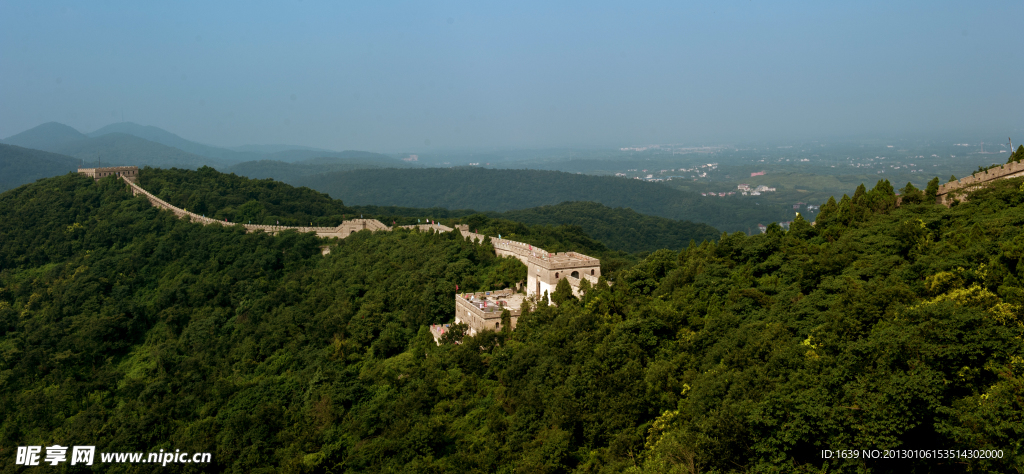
[122,177,391,238]
[935,161,1024,206]
[105,171,601,322]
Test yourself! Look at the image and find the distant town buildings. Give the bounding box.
[618,145,726,154]
[735,184,776,196]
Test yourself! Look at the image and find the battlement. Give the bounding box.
[401,223,454,232]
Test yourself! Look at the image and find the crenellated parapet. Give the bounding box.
[935,161,1024,206]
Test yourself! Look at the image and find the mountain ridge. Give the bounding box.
[2,122,87,152]
[88,122,246,163]
[2,122,403,180]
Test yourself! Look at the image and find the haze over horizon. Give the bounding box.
[2,1,1022,153]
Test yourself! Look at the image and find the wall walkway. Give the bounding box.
[123,177,392,238]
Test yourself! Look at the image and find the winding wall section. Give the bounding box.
[106,171,602,300]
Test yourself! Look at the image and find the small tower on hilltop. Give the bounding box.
[77,166,139,183]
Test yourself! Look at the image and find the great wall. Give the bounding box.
[933,160,1024,206]
[80,167,601,339]
[85,160,1023,339]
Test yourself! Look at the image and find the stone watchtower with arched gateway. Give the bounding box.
[443,225,603,340]
[526,251,600,301]
[456,224,602,303]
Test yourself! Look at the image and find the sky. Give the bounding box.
[1,1,1022,152]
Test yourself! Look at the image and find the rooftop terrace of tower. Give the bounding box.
[528,251,601,270]
[454,288,523,337]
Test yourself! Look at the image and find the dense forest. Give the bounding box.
[296,167,795,233]
[0,168,1021,472]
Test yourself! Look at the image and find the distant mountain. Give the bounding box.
[229,144,334,154]
[4,123,230,170]
[5,121,402,175]
[0,144,81,192]
[261,149,402,164]
[3,122,87,152]
[88,122,246,164]
[86,122,393,165]
[57,133,220,169]
[86,122,409,165]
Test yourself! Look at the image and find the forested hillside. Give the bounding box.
[224,154,404,183]
[297,167,794,232]
[0,144,80,192]
[496,201,720,253]
[139,167,718,255]
[139,166,352,226]
[0,171,1021,472]
[345,202,719,255]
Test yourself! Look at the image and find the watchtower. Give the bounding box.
[78,166,139,183]
[527,251,601,302]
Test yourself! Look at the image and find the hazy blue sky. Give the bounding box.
[2,1,1021,152]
